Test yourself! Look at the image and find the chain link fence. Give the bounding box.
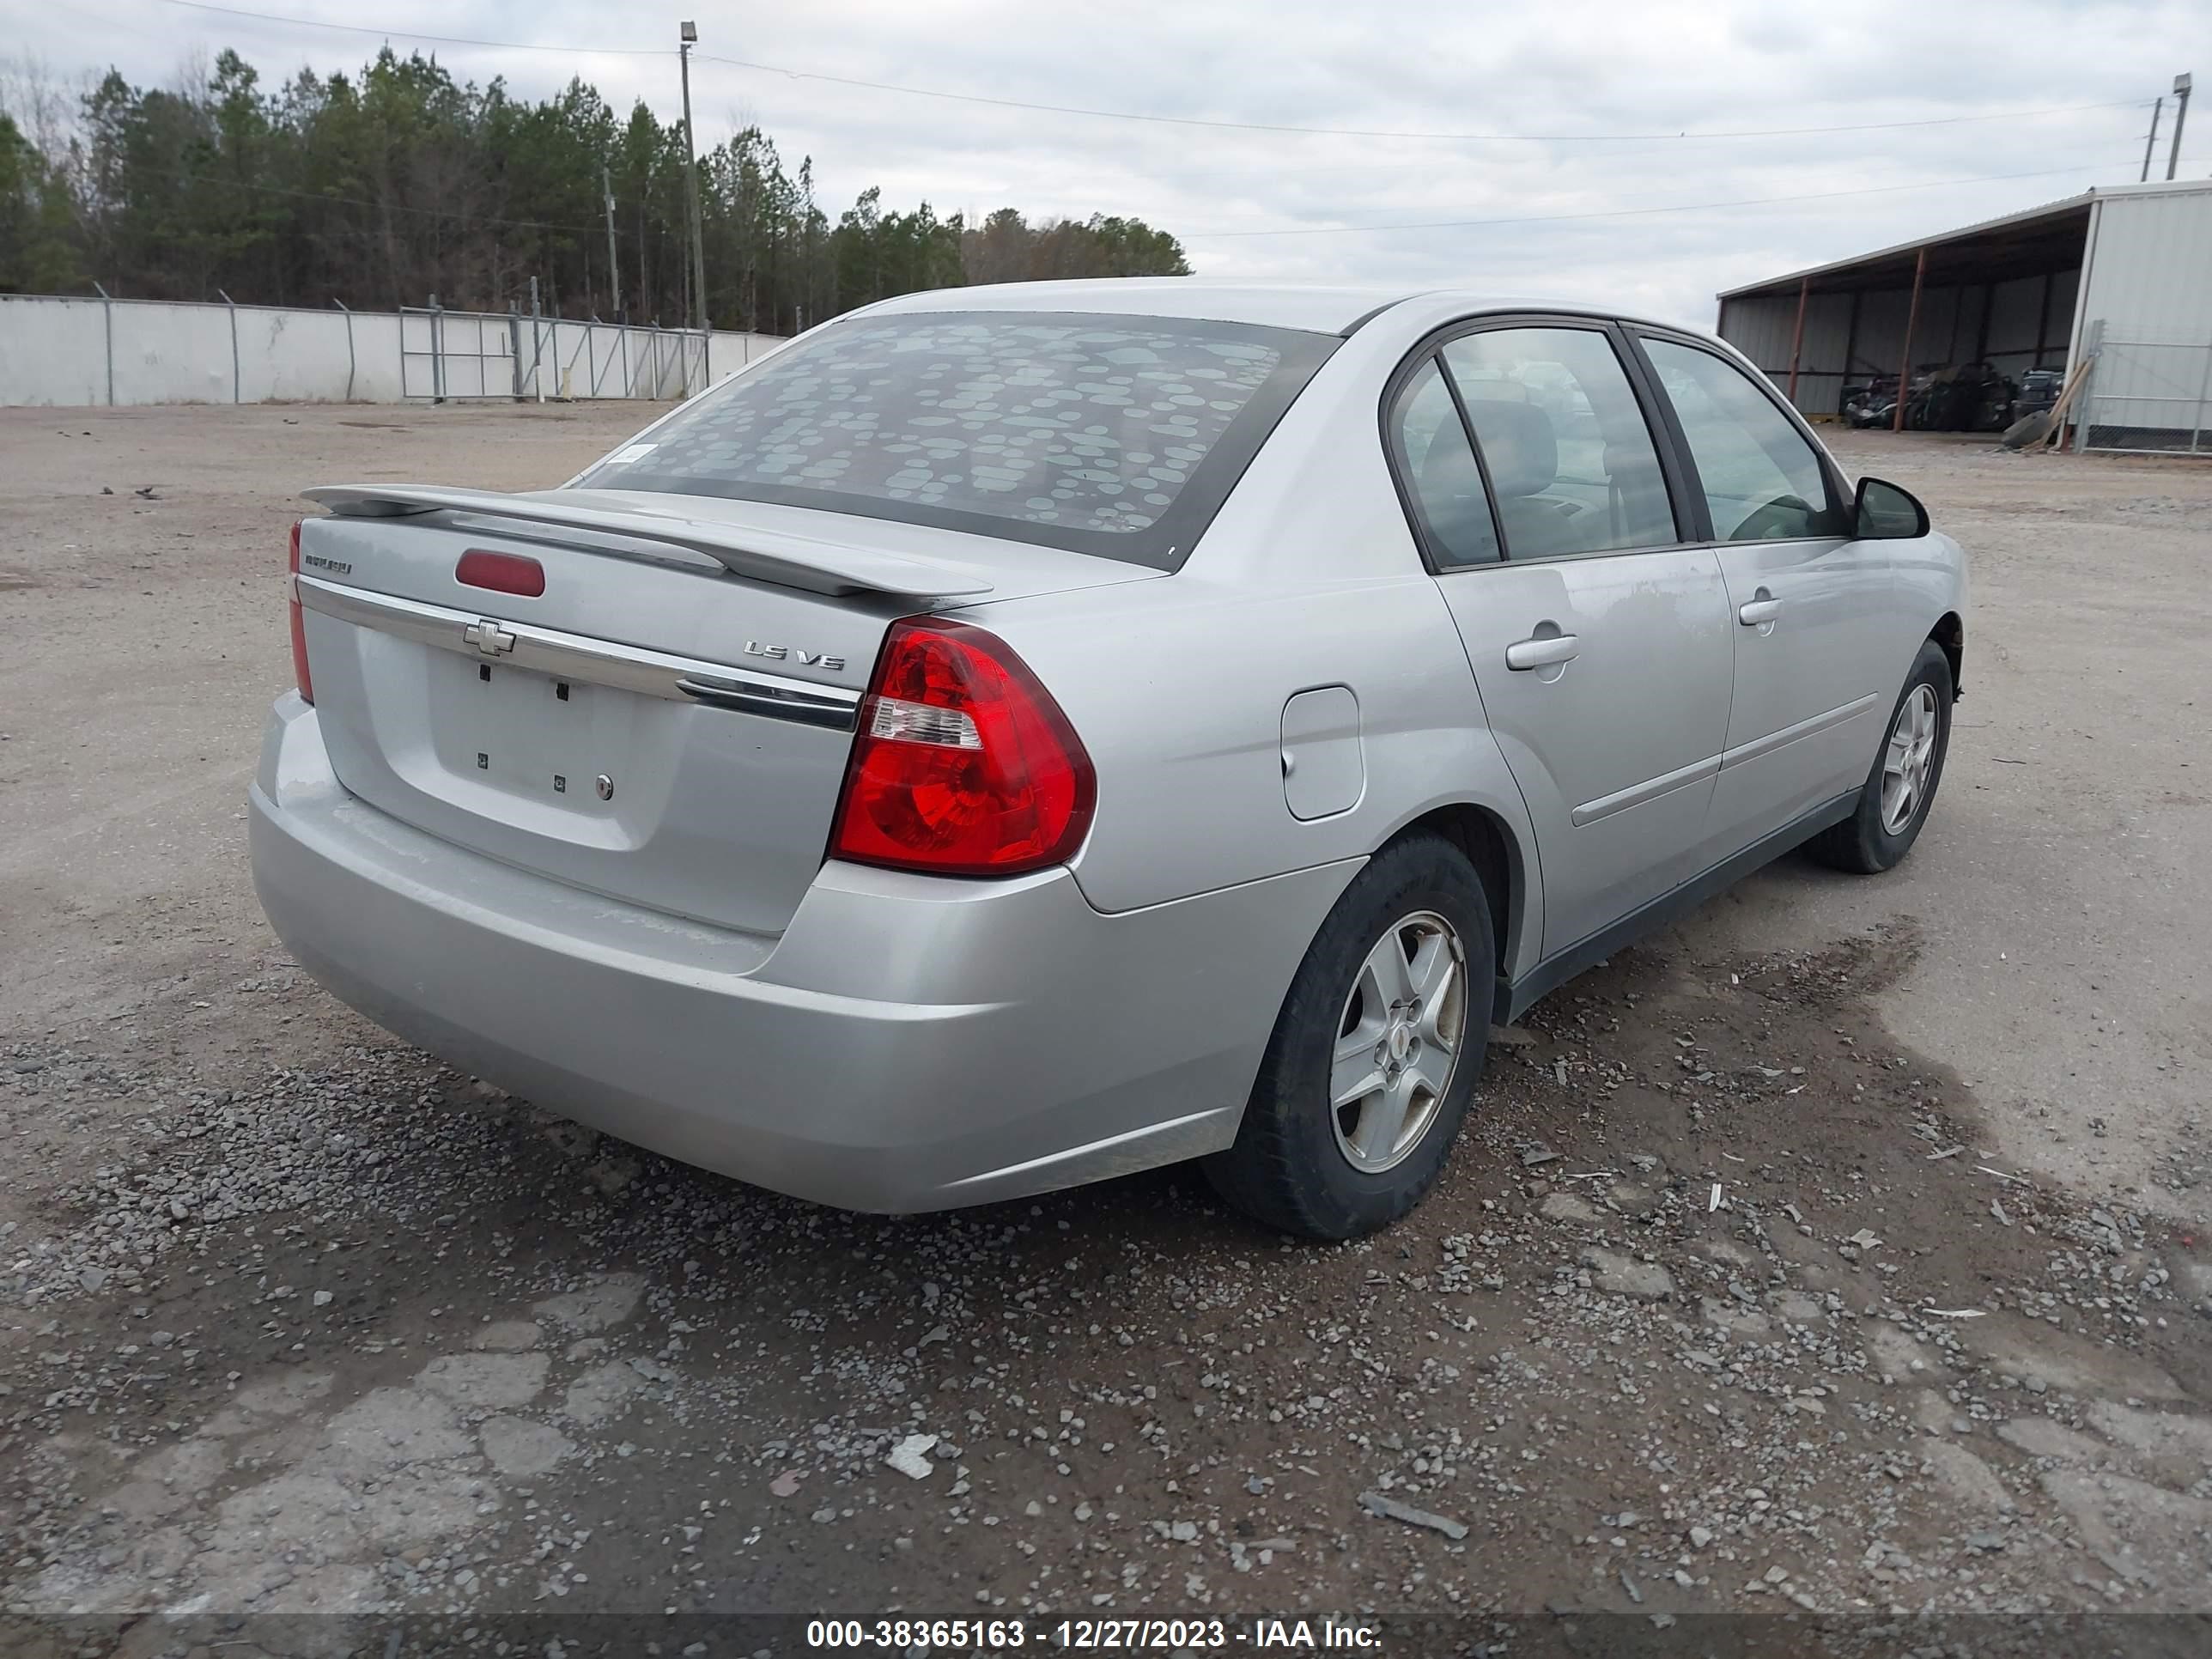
[399,301,716,403]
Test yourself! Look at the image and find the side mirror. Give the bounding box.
[1855,476,1929,540]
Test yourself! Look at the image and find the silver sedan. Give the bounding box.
[250,281,1965,1237]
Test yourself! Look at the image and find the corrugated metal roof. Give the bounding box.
[1718,178,2212,301]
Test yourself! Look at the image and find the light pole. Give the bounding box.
[2169,73,2192,183]
[679,21,708,332]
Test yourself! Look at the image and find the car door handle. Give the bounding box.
[1505,632,1581,671]
[1737,597,1783,626]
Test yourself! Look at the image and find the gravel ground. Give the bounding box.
[1,404,2209,1656]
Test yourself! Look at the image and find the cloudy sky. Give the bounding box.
[13,0,2209,325]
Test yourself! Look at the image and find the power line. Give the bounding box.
[1181,160,2132,240]
[52,44,2147,252]
[693,60,2143,146]
[156,0,669,57]
[151,0,2148,147]
[84,151,2141,245]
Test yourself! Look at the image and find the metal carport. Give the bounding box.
[1717,194,2091,425]
[1718,179,2212,453]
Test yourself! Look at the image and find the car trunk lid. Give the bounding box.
[294,487,1157,937]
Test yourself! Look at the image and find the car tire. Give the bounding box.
[1805,641,1954,875]
[1205,833,1494,1240]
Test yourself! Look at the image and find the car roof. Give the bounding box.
[863,279,1698,340]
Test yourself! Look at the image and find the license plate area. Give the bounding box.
[428,651,623,811]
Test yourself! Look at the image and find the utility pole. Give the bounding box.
[679,21,708,332]
[603,162,622,323]
[2169,73,2193,181]
[2141,98,2163,182]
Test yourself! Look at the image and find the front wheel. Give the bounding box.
[1806,641,1953,874]
[1205,833,1494,1239]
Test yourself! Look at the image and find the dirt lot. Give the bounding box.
[2,404,2209,1656]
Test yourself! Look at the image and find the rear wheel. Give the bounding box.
[1205,834,1493,1239]
[1806,641,1953,874]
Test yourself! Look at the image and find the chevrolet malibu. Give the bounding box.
[251,281,1963,1238]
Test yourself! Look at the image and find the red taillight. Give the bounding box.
[288,520,313,705]
[830,619,1096,878]
[456,549,546,598]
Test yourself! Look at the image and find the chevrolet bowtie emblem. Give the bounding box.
[465,619,517,657]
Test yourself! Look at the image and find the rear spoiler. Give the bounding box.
[301,484,994,601]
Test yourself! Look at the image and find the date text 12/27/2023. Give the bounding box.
[804,1617,1383,1650]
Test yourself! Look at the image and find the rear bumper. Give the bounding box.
[250,694,1356,1212]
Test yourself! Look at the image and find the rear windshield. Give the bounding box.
[574,309,1339,568]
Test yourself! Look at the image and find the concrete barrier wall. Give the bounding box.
[3,297,111,406]
[0,293,781,408]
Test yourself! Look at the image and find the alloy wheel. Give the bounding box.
[1328,911,1469,1174]
[1881,683,1940,836]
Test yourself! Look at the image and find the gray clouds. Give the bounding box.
[19,0,2207,324]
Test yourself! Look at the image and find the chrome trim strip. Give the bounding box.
[1571,753,1722,828]
[673,675,860,732]
[1719,693,1880,770]
[294,573,861,731]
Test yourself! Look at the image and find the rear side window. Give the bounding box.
[1389,357,1501,567]
[1641,338,1846,541]
[1438,327,1679,559]
[575,310,1339,568]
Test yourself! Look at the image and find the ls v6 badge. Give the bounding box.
[744,640,846,672]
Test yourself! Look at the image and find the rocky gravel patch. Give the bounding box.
[3,927,2208,1653]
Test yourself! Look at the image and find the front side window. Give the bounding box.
[1389,357,1500,568]
[1438,327,1679,559]
[573,310,1338,568]
[1642,338,1845,542]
